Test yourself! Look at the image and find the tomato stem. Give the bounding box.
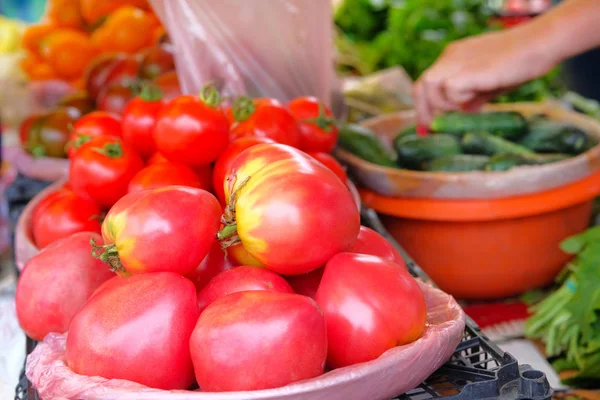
[92,142,123,158]
[139,83,163,102]
[30,145,46,158]
[218,224,238,241]
[301,103,337,133]
[90,238,126,274]
[199,83,222,108]
[232,96,255,122]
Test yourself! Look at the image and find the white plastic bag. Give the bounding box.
[149,0,340,109]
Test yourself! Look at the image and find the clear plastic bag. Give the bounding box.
[149,0,340,110]
[26,280,465,400]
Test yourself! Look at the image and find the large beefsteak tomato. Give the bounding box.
[66,272,199,390]
[127,162,203,193]
[348,226,405,266]
[315,253,427,368]
[190,291,327,391]
[220,144,360,275]
[16,232,114,341]
[212,136,274,204]
[197,265,294,312]
[32,188,102,249]
[97,186,221,276]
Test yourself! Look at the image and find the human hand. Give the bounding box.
[413,27,557,126]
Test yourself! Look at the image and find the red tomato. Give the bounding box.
[349,226,405,266]
[315,253,427,368]
[288,96,338,153]
[185,240,233,291]
[152,71,181,102]
[308,152,347,183]
[285,267,324,299]
[84,53,140,100]
[69,136,144,208]
[153,89,230,167]
[230,97,300,147]
[121,90,164,159]
[96,82,136,115]
[220,144,360,275]
[212,136,275,204]
[32,188,102,249]
[99,186,221,276]
[197,266,294,312]
[190,291,327,391]
[194,163,213,192]
[66,272,199,390]
[146,152,168,165]
[226,243,262,267]
[127,162,203,193]
[68,111,122,158]
[139,44,175,80]
[16,232,114,340]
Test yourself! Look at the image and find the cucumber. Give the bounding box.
[395,134,461,169]
[485,153,569,172]
[393,125,418,149]
[424,155,490,172]
[338,124,397,167]
[431,111,528,139]
[519,121,594,155]
[461,131,535,156]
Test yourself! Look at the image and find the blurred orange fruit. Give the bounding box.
[91,6,157,54]
[80,0,150,26]
[47,0,84,29]
[22,24,57,55]
[41,29,97,79]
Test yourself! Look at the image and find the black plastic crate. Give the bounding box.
[14,207,553,400]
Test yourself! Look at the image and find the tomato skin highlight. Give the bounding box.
[212,136,275,205]
[315,253,427,368]
[153,95,230,167]
[186,240,233,291]
[226,144,360,275]
[121,96,163,159]
[127,162,203,193]
[68,111,122,158]
[308,152,347,183]
[348,226,405,266]
[32,188,102,249]
[101,186,222,276]
[190,291,327,391]
[66,272,199,390]
[230,98,300,147]
[69,136,144,208]
[197,265,294,312]
[16,232,114,340]
[288,96,338,153]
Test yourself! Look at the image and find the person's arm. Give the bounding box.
[413,0,600,126]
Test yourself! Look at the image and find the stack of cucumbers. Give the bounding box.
[338,111,597,172]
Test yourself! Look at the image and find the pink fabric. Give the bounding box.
[26,281,465,400]
[6,147,69,182]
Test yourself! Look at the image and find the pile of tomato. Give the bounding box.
[16,86,427,392]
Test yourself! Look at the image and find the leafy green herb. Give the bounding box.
[525,226,600,388]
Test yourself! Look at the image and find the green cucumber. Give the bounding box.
[395,134,461,169]
[461,131,535,156]
[431,111,528,139]
[519,121,594,155]
[424,155,490,172]
[393,125,418,149]
[338,124,397,167]
[485,153,569,172]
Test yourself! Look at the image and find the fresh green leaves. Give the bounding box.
[525,227,600,387]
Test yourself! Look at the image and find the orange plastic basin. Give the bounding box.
[360,169,600,300]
